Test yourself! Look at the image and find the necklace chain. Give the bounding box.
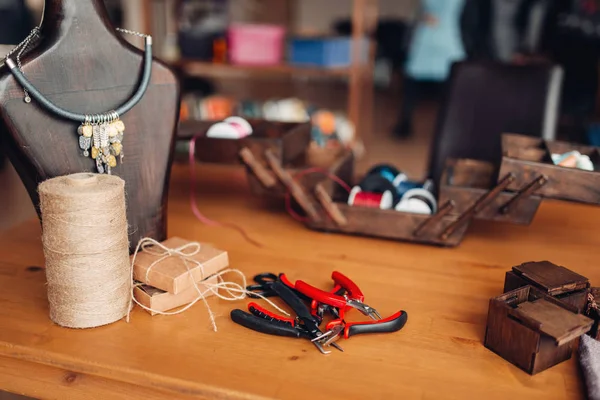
[4,27,151,102]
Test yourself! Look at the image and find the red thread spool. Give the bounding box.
[347,186,393,210]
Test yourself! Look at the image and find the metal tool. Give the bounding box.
[246,272,310,301]
[295,271,382,320]
[231,281,344,354]
[317,311,409,347]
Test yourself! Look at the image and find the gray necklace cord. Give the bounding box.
[4,36,153,123]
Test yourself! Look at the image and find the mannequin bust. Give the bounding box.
[0,0,179,249]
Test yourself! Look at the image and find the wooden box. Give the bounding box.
[246,146,354,198]
[178,119,311,165]
[584,287,600,340]
[499,133,600,205]
[503,261,590,313]
[439,159,542,225]
[485,285,593,375]
[303,168,469,247]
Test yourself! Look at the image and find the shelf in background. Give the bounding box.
[174,59,356,79]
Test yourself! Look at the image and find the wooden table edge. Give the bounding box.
[0,341,265,400]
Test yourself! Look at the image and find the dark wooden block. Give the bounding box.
[439,159,542,225]
[178,119,310,165]
[503,261,590,312]
[485,286,593,375]
[499,133,600,205]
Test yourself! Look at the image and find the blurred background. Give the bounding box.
[1,0,600,233]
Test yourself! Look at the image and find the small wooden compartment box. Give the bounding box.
[246,146,354,198]
[304,170,469,247]
[503,261,590,313]
[499,133,600,204]
[178,119,311,165]
[439,158,542,225]
[485,285,593,375]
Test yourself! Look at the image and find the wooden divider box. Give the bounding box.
[246,146,353,198]
[499,133,600,205]
[178,119,310,165]
[439,159,542,225]
[303,157,469,247]
[485,286,593,375]
[503,261,590,313]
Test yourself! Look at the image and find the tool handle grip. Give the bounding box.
[296,280,347,308]
[332,271,364,301]
[346,311,408,338]
[271,281,314,322]
[248,302,296,326]
[231,309,301,338]
[279,273,312,302]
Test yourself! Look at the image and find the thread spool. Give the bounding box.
[395,187,438,215]
[39,173,131,329]
[347,186,393,210]
[206,116,253,139]
[358,174,401,205]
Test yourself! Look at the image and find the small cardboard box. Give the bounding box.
[132,237,229,294]
[134,275,220,315]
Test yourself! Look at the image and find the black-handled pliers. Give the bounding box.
[231,281,344,354]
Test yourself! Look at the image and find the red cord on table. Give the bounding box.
[189,134,263,248]
[284,167,352,223]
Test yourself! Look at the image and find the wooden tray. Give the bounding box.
[245,146,352,198]
[303,170,468,247]
[439,158,543,225]
[241,148,467,245]
[499,133,600,205]
[178,119,311,165]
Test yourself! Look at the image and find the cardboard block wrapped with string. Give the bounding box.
[132,237,229,294]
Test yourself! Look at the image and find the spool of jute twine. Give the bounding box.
[39,173,131,329]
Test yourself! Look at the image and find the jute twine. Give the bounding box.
[39,173,130,329]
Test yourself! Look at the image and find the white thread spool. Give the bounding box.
[206,117,253,139]
[39,173,131,329]
[395,188,438,215]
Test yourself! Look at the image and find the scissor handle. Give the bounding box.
[295,280,347,308]
[253,272,278,285]
[332,271,364,302]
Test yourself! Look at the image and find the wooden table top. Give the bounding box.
[1,164,599,400]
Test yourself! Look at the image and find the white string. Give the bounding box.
[126,238,290,331]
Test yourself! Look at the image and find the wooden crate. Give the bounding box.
[439,159,542,225]
[246,146,353,198]
[503,261,590,313]
[499,133,600,205]
[178,119,311,165]
[303,170,468,247]
[485,285,593,375]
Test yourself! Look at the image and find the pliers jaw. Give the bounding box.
[346,299,382,320]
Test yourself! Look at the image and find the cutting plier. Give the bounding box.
[295,271,382,320]
[231,280,344,354]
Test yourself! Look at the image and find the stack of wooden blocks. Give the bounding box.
[131,237,229,315]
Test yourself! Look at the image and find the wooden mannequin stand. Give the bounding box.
[0,0,179,249]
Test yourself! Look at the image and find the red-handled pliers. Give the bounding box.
[295,271,382,320]
[317,311,408,347]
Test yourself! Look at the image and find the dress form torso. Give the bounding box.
[0,0,179,249]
